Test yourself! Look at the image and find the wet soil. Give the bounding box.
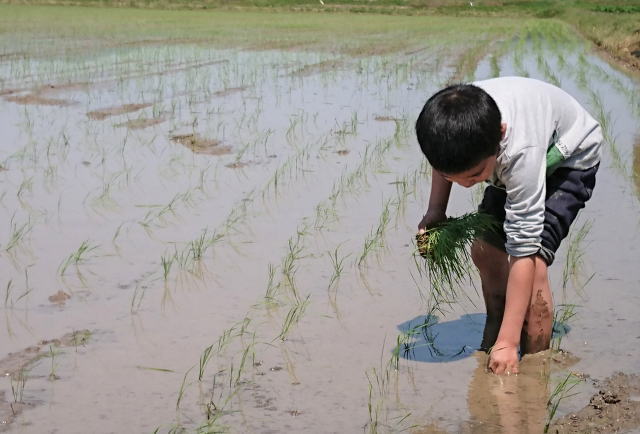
[549,373,640,433]
[0,331,91,430]
[212,86,247,97]
[0,331,91,377]
[87,103,152,120]
[462,351,579,433]
[48,290,71,304]
[288,59,343,78]
[4,94,76,106]
[115,117,165,130]
[170,133,232,155]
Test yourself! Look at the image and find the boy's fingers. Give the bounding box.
[418,228,426,235]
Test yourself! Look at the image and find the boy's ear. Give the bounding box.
[500,123,507,139]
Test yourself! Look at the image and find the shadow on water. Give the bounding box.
[395,313,571,363]
[397,312,577,433]
[396,313,484,363]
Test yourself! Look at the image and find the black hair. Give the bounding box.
[415,83,502,174]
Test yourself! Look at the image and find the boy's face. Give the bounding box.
[441,155,497,188]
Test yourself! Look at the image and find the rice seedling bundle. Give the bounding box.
[415,212,499,302]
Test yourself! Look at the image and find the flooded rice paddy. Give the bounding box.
[1,6,639,433]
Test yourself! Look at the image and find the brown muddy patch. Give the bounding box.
[170,134,232,156]
[225,161,251,169]
[289,59,343,78]
[245,40,310,52]
[0,330,91,376]
[34,82,91,94]
[4,94,77,107]
[0,88,23,97]
[0,330,91,430]
[374,115,402,122]
[87,103,152,121]
[115,117,166,130]
[549,372,640,433]
[48,290,71,305]
[335,149,350,156]
[213,86,247,97]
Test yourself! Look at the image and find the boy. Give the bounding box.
[415,77,602,375]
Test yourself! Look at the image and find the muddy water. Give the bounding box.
[1,9,640,434]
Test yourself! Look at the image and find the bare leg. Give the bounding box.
[471,240,510,351]
[521,256,553,354]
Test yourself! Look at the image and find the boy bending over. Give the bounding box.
[415,77,602,375]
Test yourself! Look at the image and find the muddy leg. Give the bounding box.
[522,256,554,354]
[471,240,509,351]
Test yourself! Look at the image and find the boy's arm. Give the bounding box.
[488,255,535,374]
[418,170,452,232]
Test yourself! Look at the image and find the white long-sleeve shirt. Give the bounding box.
[474,77,602,257]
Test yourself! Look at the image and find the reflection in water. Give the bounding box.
[465,352,551,433]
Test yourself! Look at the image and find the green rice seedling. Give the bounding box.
[233,340,255,386]
[562,219,594,293]
[414,212,498,302]
[5,215,33,252]
[551,304,579,351]
[264,263,280,305]
[327,244,349,291]
[198,345,214,381]
[130,281,148,313]
[391,301,443,369]
[176,366,195,410]
[357,200,391,267]
[281,230,307,302]
[161,255,174,281]
[58,240,99,276]
[47,345,61,381]
[11,369,27,404]
[4,280,12,307]
[277,295,310,341]
[544,373,582,433]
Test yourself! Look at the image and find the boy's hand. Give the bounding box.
[488,343,519,375]
[418,209,447,234]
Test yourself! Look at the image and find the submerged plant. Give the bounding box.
[414,212,498,301]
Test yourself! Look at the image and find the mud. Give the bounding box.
[212,86,247,97]
[0,331,91,377]
[170,133,232,155]
[524,288,553,354]
[549,373,640,433]
[48,290,71,304]
[115,117,165,130]
[464,351,579,433]
[374,115,403,122]
[0,331,91,431]
[87,103,152,120]
[4,94,76,106]
[289,59,343,78]
[225,161,251,169]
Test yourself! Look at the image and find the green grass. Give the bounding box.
[1,0,638,71]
